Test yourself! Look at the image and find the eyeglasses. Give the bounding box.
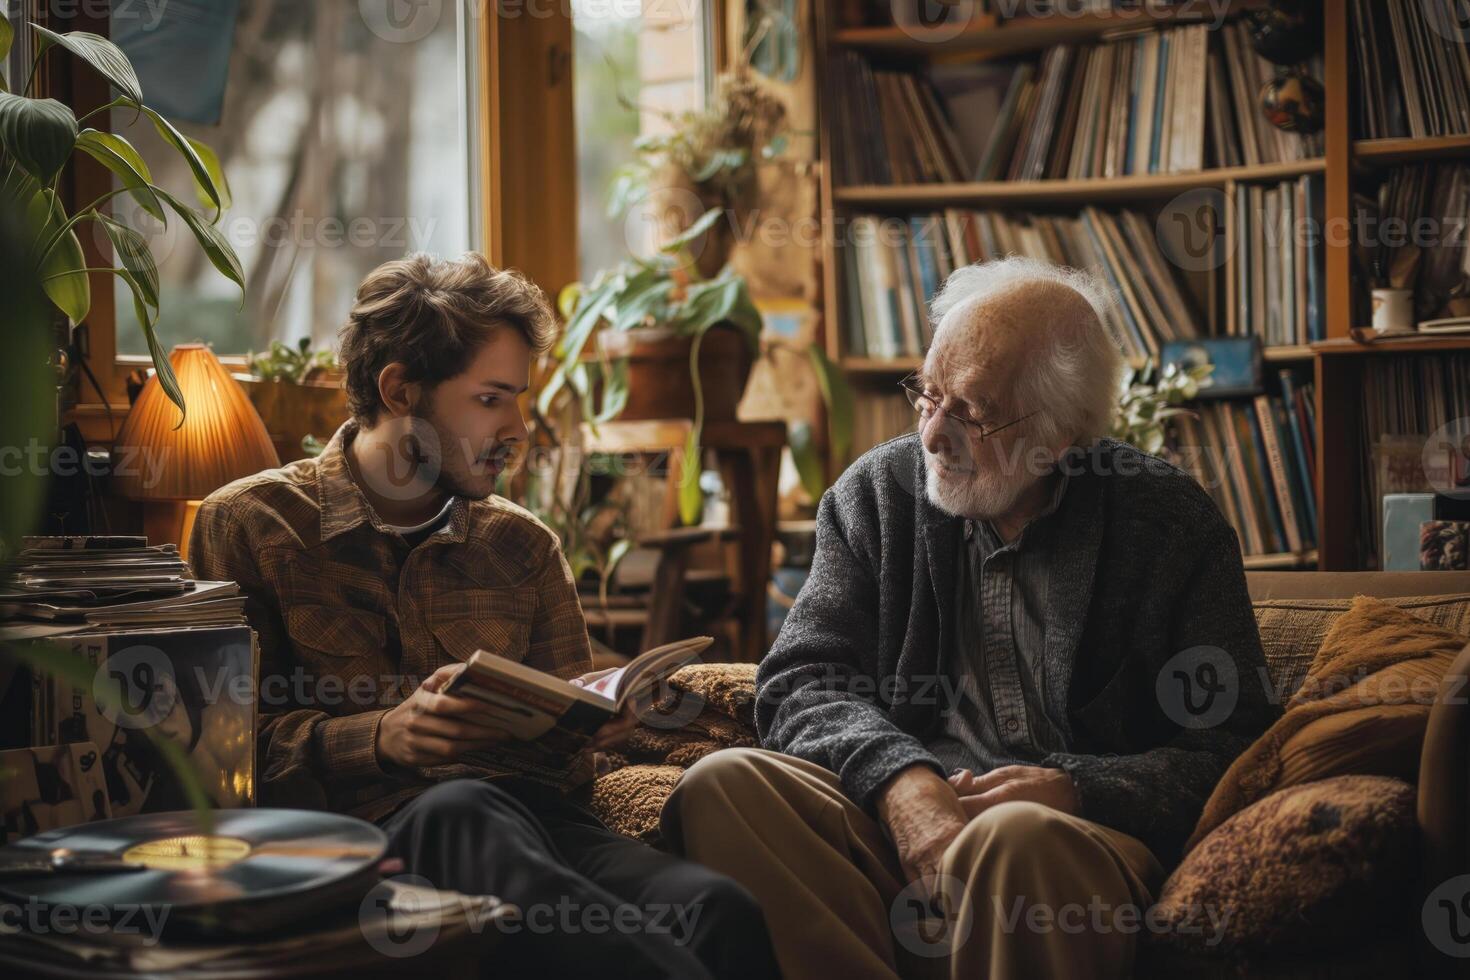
[898,373,1037,440]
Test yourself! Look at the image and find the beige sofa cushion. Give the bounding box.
[1253,593,1470,700]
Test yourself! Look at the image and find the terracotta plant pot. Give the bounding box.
[236,373,350,463]
[596,325,753,422]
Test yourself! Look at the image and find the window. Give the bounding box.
[106,0,476,357]
[572,0,711,279]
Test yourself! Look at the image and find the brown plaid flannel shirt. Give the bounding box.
[189,420,593,822]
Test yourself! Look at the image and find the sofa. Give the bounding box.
[591,570,1470,979]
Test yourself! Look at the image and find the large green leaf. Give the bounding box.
[98,214,160,309]
[788,420,825,503]
[593,357,629,424]
[808,345,854,466]
[678,331,708,527]
[140,105,224,219]
[0,8,13,65]
[25,188,89,323]
[186,136,232,212]
[74,129,164,222]
[0,93,78,183]
[154,186,244,293]
[32,25,143,105]
[115,267,185,420]
[676,273,762,350]
[536,285,618,416]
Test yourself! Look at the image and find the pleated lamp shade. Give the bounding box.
[112,344,281,501]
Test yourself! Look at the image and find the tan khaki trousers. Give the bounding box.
[661,748,1163,980]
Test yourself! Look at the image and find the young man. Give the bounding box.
[191,253,776,980]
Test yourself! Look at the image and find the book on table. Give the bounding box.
[446,635,715,746]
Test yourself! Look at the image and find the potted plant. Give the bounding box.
[538,213,762,525]
[0,11,243,420]
[236,339,348,462]
[609,69,790,280]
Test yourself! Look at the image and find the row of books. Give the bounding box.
[1233,176,1327,347]
[1173,373,1319,558]
[1352,0,1470,140]
[831,20,1322,187]
[841,208,1204,362]
[1360,355,1470,569]
[1354,163,1470,324]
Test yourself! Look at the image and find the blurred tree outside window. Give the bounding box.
[573,0,709,279]
[109,0,473,357]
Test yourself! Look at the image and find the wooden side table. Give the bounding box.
[581,419,787,663]
[701,420,787,663]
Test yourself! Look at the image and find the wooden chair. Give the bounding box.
[577,418,786,661]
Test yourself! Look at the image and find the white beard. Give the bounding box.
[924,452,1033,521]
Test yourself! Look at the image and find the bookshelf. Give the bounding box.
[814,0,1470,572]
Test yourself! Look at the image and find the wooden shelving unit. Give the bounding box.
[835,159,1327,209]
[832,0,1266,56]
[814,0,1470,572]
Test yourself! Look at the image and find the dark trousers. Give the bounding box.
[379,778,780,980]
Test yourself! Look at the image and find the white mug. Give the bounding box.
[1371,288,1415,334]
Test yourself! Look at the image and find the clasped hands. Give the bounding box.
[877,763,1078,900]
[374,663,638,769]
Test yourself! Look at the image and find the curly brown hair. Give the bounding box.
[338,252,556,423]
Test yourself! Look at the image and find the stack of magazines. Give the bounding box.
[0,536,245,634]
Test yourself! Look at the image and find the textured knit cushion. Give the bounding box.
[1252,593,1470,701]
[1153,776,1418,955]
[1191,597,1467,848]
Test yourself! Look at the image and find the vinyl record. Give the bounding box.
[0,809,387,937]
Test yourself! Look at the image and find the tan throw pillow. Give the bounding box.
[1153,776,1417,955]
[1189,596,1467,851]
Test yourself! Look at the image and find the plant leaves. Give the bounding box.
[116,267,185,421]
[186,137,232,212]
[658,206,725,256]
[25,188,89,323]
[154,186,244,294]
[74,129,165,221]
[594,357,629,424]
[808,345,854,467]
[676,273,762,351]
[32,26,143,104]
[557,282,582,320]
[139,105,223,219]
[0,93,78,183]
[98,213,160,309]
[0,8,13,65]
[537,285,618,416]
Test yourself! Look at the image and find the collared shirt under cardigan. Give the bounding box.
[927,471,1072,776]
[189,419,594,822]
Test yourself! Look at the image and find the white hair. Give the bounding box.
[928,256,1126,447]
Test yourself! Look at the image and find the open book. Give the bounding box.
[446,636,714,757]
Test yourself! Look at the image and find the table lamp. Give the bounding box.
[111,343,281,559]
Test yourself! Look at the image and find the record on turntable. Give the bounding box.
[0,809,388,936]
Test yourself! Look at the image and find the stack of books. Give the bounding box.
[1360,355,1470,568]
[1352,0,1470,139]
[0,536,244,632]
[1234,175,1327,345]
[1173,371,1319,558]
[831,20,1323,186]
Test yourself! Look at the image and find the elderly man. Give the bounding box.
[660,258,1277,980]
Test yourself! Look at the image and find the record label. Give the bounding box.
[122,834,252,870]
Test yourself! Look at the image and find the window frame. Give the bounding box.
[50,0,576,444]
